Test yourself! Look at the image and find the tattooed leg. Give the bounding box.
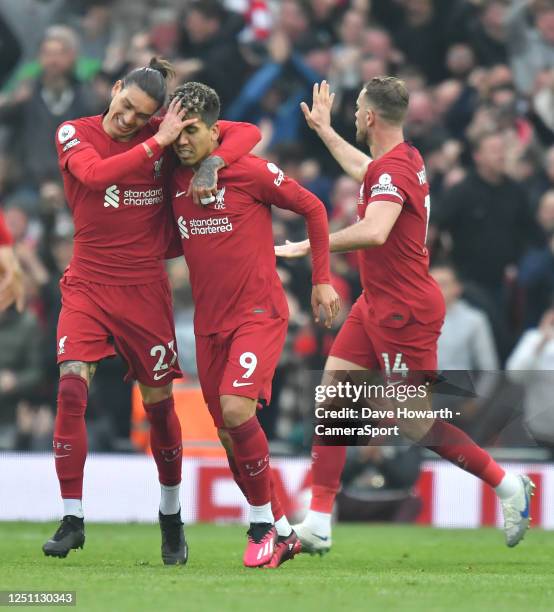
[59,361,98,386]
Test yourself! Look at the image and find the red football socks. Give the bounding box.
[227,454,248,500]
[143,397,182,487]
[420,420,505,487]
[310,445,347,513]
[227,456,284,521]
[54,375,88,499]
[227,416,271,507]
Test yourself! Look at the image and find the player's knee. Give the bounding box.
[220,395,256,429]
[140,382,173,405]
[217,429,234,456]
[57,375,88,417]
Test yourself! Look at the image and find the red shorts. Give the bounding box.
[330,293,443,378]
[57,275,182,387]
[195,317,288,428]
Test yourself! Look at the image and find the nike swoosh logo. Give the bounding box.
[54,454,70,458]
[248,465,268,477]
[312,533,329,541]
[163,455,181,463]
[175,190,187,198]
[153,371,171,381]
[233,380,254,387]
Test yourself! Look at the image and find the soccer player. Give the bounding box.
[169,82,340,567]
[277,78,534,553]
[42,58,262,563]
[0,212,24,312]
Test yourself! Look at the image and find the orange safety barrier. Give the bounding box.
[131,379,226,458]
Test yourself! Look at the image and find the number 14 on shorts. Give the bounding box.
[381,352,409,379]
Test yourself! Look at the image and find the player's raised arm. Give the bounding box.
[59,102,197,190]
[169,88,262,204]
[0,212,24,312]
[253,159,340,327]
[275,198,402,259]
[301,81,371,183]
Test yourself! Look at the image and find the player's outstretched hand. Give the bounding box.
[154,97,198,148]
[274,239,310,259]
[312,283,341,329]
[0,246,24,312]
[300,81,335,133]
[188,156,225,206]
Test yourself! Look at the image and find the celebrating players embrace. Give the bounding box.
[44,58,265,565]
[45,58,339,569]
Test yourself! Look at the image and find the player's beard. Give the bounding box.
[356,124,367,144]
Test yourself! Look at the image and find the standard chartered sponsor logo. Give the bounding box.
[177,215,233,239]
[178,216,189,239]
[123,187,163,206]
[104,184,120,208]
[103,185,163,208]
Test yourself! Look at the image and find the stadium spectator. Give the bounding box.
[0,25,99,191]
[0,0,65,65]
[430,261,501,440]
[530,67,554,147]
[518,190,554,326]
[391,0,449,84]
[225,30,325,147]
[528,145,554,206]
[176,0,248,109]
[507,0,554,95]
[330,9,366,90]
[431,262,499,371]
[0,14,22,87]
[404,89,451,155]
[360,27,403,69]
[337,444,423,523]
[0,306,43,447]
[506,306,554,454]
[276,0,312,48]
[435,130,539,315]
[465,0,509,67]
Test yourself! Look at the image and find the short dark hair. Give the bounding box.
[363,76,410,125]
[189,0,225,21]
[122,57,175,109]
[171,82,221,126]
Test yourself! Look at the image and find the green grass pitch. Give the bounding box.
[1,523,552,612]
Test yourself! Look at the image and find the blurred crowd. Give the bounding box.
[1,0,554,456]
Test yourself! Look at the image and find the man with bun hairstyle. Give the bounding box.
[43,58,262,564]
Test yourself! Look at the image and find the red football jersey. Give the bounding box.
[56,116,261,284]
[359,142,444,324]
[171,155,330,335]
